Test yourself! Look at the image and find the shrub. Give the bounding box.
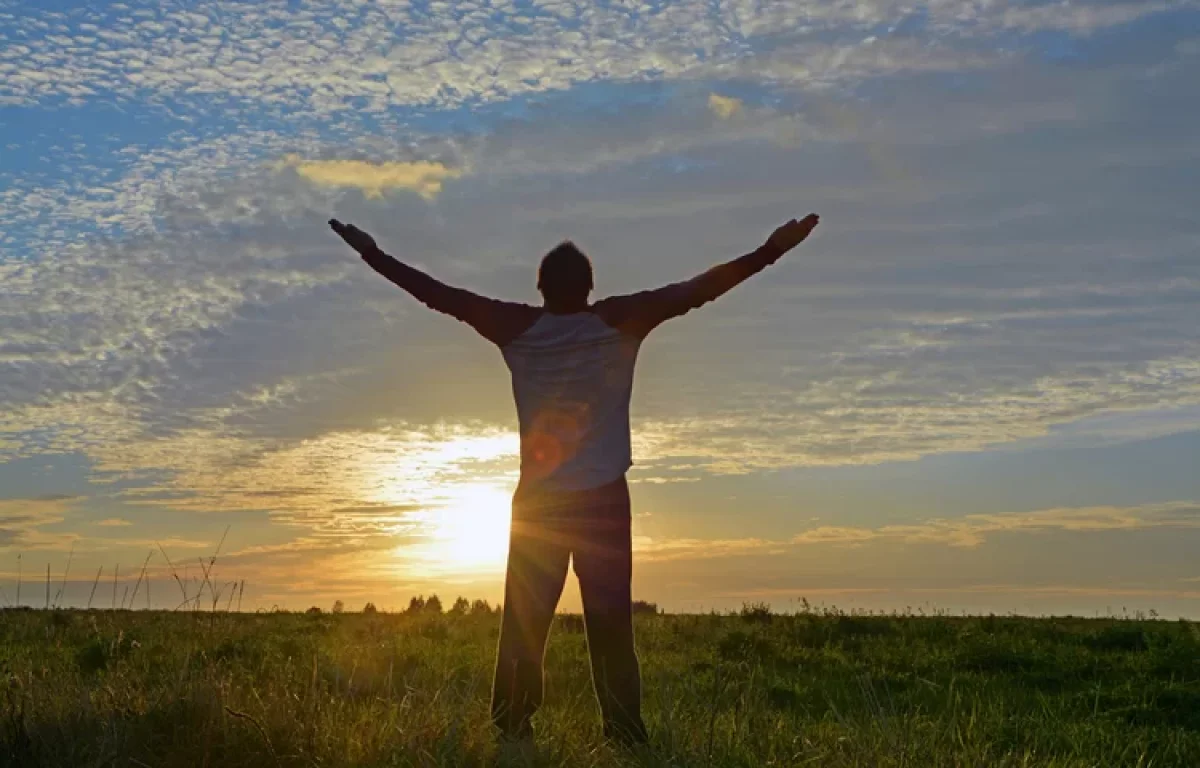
[740,602,772,623]
[632,600,659,615]
[332,600,345,614]
[363,602,377,615]
[1085,625,1148,653]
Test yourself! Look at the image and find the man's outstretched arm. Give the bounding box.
[597,213,820,337]
[330,218,538,345]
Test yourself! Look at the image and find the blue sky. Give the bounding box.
[2,0,1200,615]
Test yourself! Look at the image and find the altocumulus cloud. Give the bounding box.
[5,0,1174,113]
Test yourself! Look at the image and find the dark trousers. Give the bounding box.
[490,475,648,743]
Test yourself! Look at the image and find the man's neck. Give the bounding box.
[543,299,590,315]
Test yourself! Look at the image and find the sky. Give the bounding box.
[2,0,1200,617]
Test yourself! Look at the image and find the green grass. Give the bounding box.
[2,608,1199,766]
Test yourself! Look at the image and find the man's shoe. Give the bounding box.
[497,730,536,766]
[496,724,535,763]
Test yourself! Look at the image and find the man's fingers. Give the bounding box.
[329,219,365,236]
[782,214,819,232]
[329,219,367,246]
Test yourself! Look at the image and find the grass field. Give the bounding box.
[2,605,1198,767]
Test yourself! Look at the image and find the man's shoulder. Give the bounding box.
[591,286,689,338]
[478,302,544,347]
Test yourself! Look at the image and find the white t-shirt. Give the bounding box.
[501,312,641,489]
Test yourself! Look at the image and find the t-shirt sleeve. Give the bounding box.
[593,241,785,338]
[458,297,544,347]
[361,247,541,346]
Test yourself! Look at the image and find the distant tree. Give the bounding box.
[306,606,322,615]
[425,594,443,614]
[407,595,426,614]
[557,614,585,633]
[363,602,378,615]
[451,597,470,615]
[332,599,345,614]
[470,599,492,615]
[631,600,659,615]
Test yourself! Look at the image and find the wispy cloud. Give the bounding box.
[793,502,1200,548]
[94,518,132,527]
[0,495,83,551]
[633,536,782,562]
[718,584,1200,602]
[633,501,1200,562]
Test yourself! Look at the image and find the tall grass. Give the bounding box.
[0,607,1197,766]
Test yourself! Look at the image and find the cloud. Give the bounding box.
[280,156,464,200]
[790,526,882,544]
[0,495,83,551]
[999,1,1189,34]
[80,424,520,553]
[717,584,1200,602]
[94,518,132,527]
[707,93,742,119]
[633,536,782,562]
[629,501,1200,568]
[92,536,214,552]
[792,501,1200,548]
[3,0,1189,148]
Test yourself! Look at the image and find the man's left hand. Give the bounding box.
[329,219,378,256]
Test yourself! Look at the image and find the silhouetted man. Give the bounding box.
[330,213,820,746]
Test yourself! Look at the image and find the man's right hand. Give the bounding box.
[767,213,820,254]
[329,219,378,256]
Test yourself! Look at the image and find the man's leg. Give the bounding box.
[491,496,570,740]
[572,478,648,745]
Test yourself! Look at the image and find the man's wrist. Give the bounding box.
[761,239,788,261]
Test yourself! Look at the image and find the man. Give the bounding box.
[329,212,820,746]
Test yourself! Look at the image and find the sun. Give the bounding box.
[411,484,512,574]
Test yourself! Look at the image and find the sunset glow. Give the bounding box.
[3,0,1199,617]
[405,484,513,575]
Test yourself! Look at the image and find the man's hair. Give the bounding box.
[537,240,594,302]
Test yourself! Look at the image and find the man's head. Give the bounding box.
[537,240,593,309]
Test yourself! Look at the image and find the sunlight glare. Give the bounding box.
[407,484,512,575]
